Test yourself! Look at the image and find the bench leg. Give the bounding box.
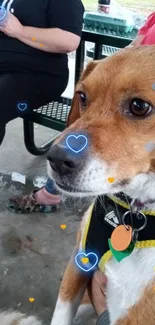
[94,43,103,60]
[23,119,59,156]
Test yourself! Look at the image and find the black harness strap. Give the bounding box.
[85,194,155,261]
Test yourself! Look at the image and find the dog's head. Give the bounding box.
[47,46,155,200]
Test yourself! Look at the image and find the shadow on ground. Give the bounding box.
[0,174,94,325]
[0,118,96,325]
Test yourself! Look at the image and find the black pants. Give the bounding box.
[0,71,68,145]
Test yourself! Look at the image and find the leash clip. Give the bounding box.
[122,211,147,243]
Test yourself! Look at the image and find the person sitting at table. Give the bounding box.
[8,9,154,214]
[129,11,155,46]
[0,0,84,213]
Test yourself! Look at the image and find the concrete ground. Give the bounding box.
[0,57,96,325]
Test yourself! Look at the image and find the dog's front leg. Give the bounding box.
[50,249,89,325]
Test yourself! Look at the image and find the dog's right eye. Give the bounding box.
[78,92,87,109]
[129,98,153,117]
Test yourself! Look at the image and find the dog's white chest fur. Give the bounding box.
[105,247,155,324]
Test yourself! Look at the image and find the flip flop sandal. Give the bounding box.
[6,190,58,214]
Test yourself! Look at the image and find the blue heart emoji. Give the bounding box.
[17,103,27,112]
[75,252,98,272]
[145,142,155,152]
[0,6,6,21]
[66,135,88,153]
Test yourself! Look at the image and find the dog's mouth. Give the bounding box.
[52,175,130,198]
[55,181,94,196]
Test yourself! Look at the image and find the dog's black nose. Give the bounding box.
[47,144,81,176]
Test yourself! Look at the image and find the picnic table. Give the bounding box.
[21,16,138,156]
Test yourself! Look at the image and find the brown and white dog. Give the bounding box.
[47,46,155,325]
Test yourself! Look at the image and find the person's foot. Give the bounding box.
[6,187,61,214]
[34,187,61,205]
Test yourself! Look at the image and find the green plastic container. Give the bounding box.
[84,12,135,34]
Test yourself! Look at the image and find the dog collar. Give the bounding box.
[113,193,155,214]
[132,198,155,209]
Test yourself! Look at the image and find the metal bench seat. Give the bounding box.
[22,97,72,156]
[86,44,120,58]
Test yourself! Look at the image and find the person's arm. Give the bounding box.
[18,27,81,53]
[128,34,145,47]
[91,270,110,324]
[0,14,80,53]
[0,0,84,53]
[128,12,155,47]
[96,310,110,325]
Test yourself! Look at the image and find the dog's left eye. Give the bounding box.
[130,98,153,117]
[78,91,87,109]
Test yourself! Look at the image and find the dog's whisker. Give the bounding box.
[147,171,155,183]
[123,193,133,228]
[111,198,122,225]
[148,168,155,175]
[97,195,108,215]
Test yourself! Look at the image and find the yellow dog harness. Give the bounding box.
[81,194,155,271]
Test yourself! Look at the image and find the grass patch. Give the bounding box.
[82,0,97,10]
[82,0,155,10]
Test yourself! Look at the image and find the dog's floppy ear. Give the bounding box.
[66,61,98,127]
[66,93,80,127]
